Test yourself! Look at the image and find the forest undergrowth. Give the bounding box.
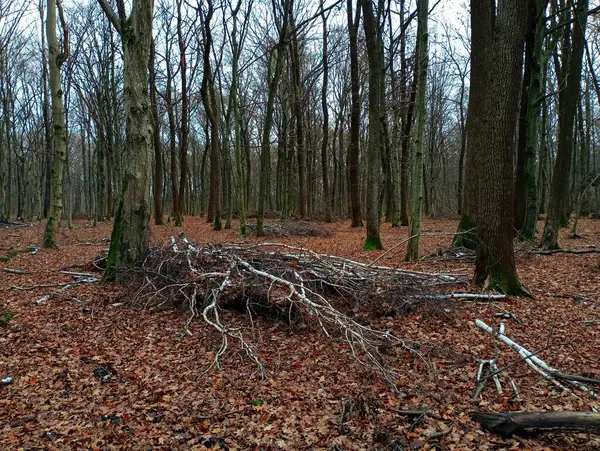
[1,217,599,450]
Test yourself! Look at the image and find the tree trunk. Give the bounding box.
[174,0,188,227]
[257,0,289,236]
[347,0,363,227]
[98,0,154,281]
[541,0,588,250]
[43,0,69,248]
[405,0,428,261]
[200,0,222,230]
[291,17,306,219]
[320,1,331,223]
[149,40,164,225]
[472,0,529,295]
[361,0,383,250]
[453,0,493,250]
[519,0,549,241]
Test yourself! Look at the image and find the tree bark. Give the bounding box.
[361,0,384,250]
[149,40,164,225]
[405,0,428,261]
[43,0,69,248]
[472,0,529,295]
[347,0,363,227]
[174,0,188,227]
[257,0,289,236]
[453,0,492,250]
[473,411,600,438]
[320,1,331,223]
[541,0,588,250]
[98,0,154,281]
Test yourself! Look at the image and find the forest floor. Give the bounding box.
[1,216,599,450]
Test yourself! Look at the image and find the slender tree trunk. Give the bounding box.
[174,0,188,227]
[291,16,306,219]
[347,0,363,227]
[405,0,428,261]
[257,0,289,236]
[200,0,222,230]
[43,0,69,248]
[519,0,549,240]
[40,3,52,220]
[541,0,588,250]
[321,1,331,222]
[149,41,164,225]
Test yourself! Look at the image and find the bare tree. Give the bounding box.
[43,0,70,248]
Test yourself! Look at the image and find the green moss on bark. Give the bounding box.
[453,214,477,249]
[364,235,384,251]
[485,265,531,297]
[102,199,124,283]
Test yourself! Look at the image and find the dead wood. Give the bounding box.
[246,220,333,237]
[531,248,600,255]
[472,411,600,438]
[125,233,466,382]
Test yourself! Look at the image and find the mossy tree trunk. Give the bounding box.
[472,0,529,296]
[541,0,588,250]
[97,0,154,282]
[43,0,69,248]
[405,0,428,261]
[361,0,384,251]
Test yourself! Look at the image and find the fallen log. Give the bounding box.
[531,248,600,255]
[472,411,600,438]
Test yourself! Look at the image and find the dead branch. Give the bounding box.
[2,268,28,274]
[531,248,600,255]
[425,293,506,301]
[126,233,466,384]
[472,411,600,438]
[475,319,598,399]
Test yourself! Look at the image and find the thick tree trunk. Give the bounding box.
[541,0,588,250]
[43,0,69,248]
[99,0,154,281]
[453,0,492,250]
[472,0,529,295]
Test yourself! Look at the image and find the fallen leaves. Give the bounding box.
[0,217,600,449]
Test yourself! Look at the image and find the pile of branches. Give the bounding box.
[246,220,333,238]
[129,233,463,381]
